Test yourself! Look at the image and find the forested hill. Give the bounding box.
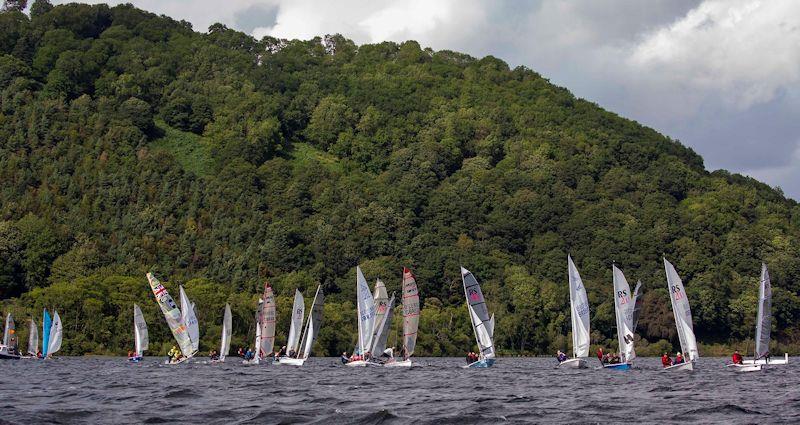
[1,2,799,357]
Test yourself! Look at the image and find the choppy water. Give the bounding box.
[0,356,797,424]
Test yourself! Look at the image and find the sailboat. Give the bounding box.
[276,285,324,366]
[146,273,196,364]
[44,310,62,359]
[461,266,496,368]
[602,265,636,370]
[128,304,148,362]
[22,319,38,359]
[384,267,420,368]
[367,292,396,365]
[663,258,699,371]
[346,266,377,367]
[245,281,276,365]
[0,313,20,359]
[179,286,200,354]
[281,289,306,360]
[729,263,788,371]
[558,255,590,368]
[214,303,232,363]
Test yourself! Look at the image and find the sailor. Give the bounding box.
[168,345,180,362]
[674,352,684,364]
[556,350,567,362]
[341,352,349,364]
[661,352,672,368]
[732,350,743,365]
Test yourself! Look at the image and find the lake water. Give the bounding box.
[0,356,796,424]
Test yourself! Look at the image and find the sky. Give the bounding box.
[53,0,800,200]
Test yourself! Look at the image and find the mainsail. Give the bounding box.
[28,319,38,356]
[754,263,772,360]
[356,266,376,355]
[47,311,62,356]
[401,267,420,359]
[567,255,590,358]
[298,285,324,359]
[631,280,643,332]
[147,273,194,357]
[372,279,389,351]
[179,286,200,352]
[133,304,149,357]
[286,289,305,355]
[259,282,277,359]
[664,258,699,362]
[253,298,263,364]
[612,265,636,362]
[461,266,495,359]
[3,313,17,353]
[220,303,232,360]
[371,294,396,355]
[42,309,51,357]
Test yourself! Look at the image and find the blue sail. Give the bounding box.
[42,309,51,357]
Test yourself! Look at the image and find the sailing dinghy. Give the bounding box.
[128,304,148,362]
[21,319,38,359]
[663,258,699,371]
[602,265,636,370]
[384,267,420,368]
[461,266,496,368]
[44,311,63,359]
[0,313,20,359]
[346,266,377,367]
[244,282,276,365]
[213,303,232,363]
[558,256,590,369]
[276,285,324,366]
[146,273,196,364]
[367,293,396,366]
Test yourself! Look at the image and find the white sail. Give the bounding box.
[28,319,38,356]
[371,294,396,355]
[133,304,148,356]
[401,267,420,359]
[754,263,772,360]
[253,299,263,364]
[2,313,12,348]
[371,279,389,352]
[47,311,62,356]
[147,273,193,357]
[179,286,200,352]
[461,266,495,359]
[220,303,232,360]
[259,282,277,360]
[664,258,699,362]
[286,289,305,355]
[356,266,376,355]
[612,265,636,362]
[299,285,324,359]
[567,255,591,358]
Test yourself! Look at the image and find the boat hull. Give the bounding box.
[727,363,762,372]
[0,346,20,360]
[558,358,587,369]
[602,362,632,370]
[274,357,306,366]
[384,359,412,368]
[165,356,193,365]
[742,353,789,365]
[663,361,693,371]
[463,358,495,368]
[127,356,143,363]
[345,360,368,367]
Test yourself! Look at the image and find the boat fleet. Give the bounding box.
[0,258,790,372]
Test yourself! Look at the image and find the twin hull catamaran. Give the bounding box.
[275,285,325,366]
[663,258,699,371]
[559,255,590,369]
[146,273,197,364]
[462,266,496,368]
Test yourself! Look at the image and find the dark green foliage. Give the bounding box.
[0,4,798,356]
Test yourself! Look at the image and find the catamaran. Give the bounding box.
[276,285,324,366]
[245,281,276,365]
[729,264,788,372]
[42,309,62,359]
[558,255,590,368]
[214,303,232,363]
[384,267,420,367]
[461,266,496,368]
[602,265,636,370]
[663,258,699,371]
[0,313,20,359]
[129,304,148,362]
[146,273,196,364]
[346,266,377,367]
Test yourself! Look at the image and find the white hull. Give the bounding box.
[164,356,193,365]
[345,360,368,367]
[727,363,762,373]
[0,345,20,360]
[274,357,306,366]
[663,361,693,371]
[384,359,412,368]
[557,358,587,369]
[742,353,788,365]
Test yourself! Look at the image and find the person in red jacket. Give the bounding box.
[732,350,744,365]
[661,352,672,368]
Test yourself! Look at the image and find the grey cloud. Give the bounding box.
[234,3,279,34]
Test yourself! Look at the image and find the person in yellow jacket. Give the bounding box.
[167,345,180,363]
